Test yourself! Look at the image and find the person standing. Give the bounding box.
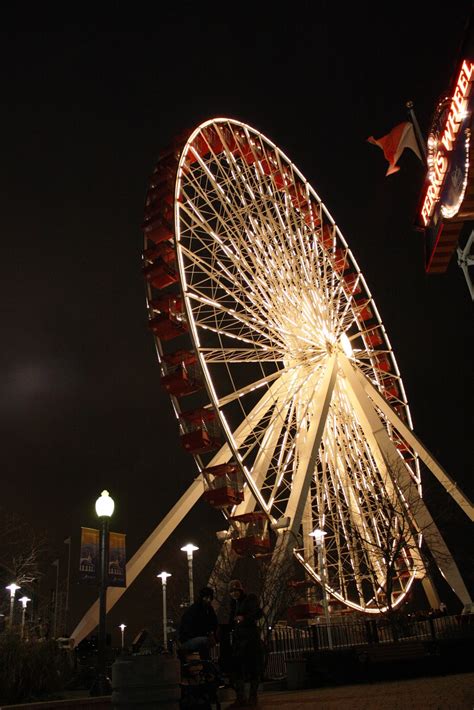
[178,586,218,660]
[227,579,264,708]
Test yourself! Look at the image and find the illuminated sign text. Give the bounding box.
[421,60,474,226]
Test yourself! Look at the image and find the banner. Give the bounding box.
[78,528,126,586]
[108,532,127,587]
[79,527,99,583]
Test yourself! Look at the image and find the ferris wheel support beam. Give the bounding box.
[339,353,472,607]
[233,388,295,518]
[351,363,474,522]
[329,438,387,591]
[262,355,338,623]
[70,476,206,647]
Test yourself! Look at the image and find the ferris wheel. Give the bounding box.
[141,117,473,616]
[72,118,473,645]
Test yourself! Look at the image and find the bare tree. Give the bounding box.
[0,508,49,592]
[341,453,459,618]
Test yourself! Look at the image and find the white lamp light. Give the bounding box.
[157,571,172,584]
[180,543,199,555]
[309,528,326,546]
[95,490,115,518]
[6,583,21,597]
[18,595,31,609]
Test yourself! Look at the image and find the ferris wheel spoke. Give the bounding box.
[180,248,290,349]
[198,347,284,363]
[187,290,288,349]
[214,361,310,410]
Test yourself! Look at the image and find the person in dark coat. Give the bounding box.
[227,579,264,708]
[178,586,218,659]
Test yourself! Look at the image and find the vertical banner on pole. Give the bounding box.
[79,527,99,583]
[108,532,127,587]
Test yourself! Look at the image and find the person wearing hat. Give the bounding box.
[178,586,218,660]
[227,579,264,708]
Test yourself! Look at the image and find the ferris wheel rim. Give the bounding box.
[145,117,421,613]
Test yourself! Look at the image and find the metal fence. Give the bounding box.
[263,614,473,678]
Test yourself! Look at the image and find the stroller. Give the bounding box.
[179,648,222,709]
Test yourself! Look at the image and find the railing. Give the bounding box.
[263,614,473,678]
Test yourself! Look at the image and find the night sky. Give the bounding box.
[1,8,473,643]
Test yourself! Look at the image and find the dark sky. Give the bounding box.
[1,8,473,642]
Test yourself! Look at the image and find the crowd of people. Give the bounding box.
[178,578,264,708]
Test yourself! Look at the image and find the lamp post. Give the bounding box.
[95,490,114,693]
[6,583,20,628]
[52,558,60,638]
[119,623,126,651]
[157,572,171,649]
[180,543,198,605]
[64,537,72,635]
[18,596,31,638]
[310,529,333,649]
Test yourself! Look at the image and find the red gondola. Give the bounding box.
[355,299,374,321]
[143,260,178,290]
[333,248,349,273]
[202,462,244,509]
[343,272,362,295]
[230,511,271,556]
[148,313,188,341]
[383,378,399,400]
[365,329,383,347]
[161,363,202,397]
[374,355,391,372]
[162,349,197,367]
[179,407,221,455]
[143,217,174,245]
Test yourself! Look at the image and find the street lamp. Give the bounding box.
[5,583,20,628]
[119,623,127,651]
[95,490,114,694]
[18,596,31,638]
[180,543,198,605]
[157,572,172,649]
[310,529,333,649]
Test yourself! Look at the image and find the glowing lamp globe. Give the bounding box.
[181,543,199,555]
[310,529,326,546]
[95,490,115,518]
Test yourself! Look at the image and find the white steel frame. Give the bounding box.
[71,119,473,646]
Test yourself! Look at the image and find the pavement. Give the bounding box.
[219,673,474,709]
[6,673,473,708]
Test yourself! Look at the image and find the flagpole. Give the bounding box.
[406,100,427,163]
[64,538,71,636]
[52,559,60,639]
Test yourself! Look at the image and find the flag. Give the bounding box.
[108,532,127,588]
[64,537,71,545]
[367,122,422,176]
[52,559,59,567]
[79,527,99,583]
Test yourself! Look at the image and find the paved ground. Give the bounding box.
[4,673,473,708]
[220,673,474,709]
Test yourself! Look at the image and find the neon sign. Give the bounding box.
[421,59,474,227]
